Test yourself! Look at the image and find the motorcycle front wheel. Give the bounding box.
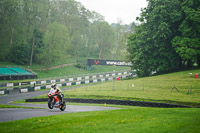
[48,98,54,109]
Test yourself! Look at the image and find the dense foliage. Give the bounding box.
[127,0,200,76]
[172,0,200,67]
[0,0,132,71]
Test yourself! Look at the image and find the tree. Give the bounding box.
[90,21,115,59]
[128,0,183,76]
[30,29,44,68]
[0,0,130,69]
[9,42,30,65]
[127,25,152,76]
[28,0,50,68]
[53,0,91,59]
[112,20,131,60]
[0,0,50,65]
[42,22,70,72]
[0,0,19,61]
[172,0,200,67]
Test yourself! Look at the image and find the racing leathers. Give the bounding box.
[50,87,64,104]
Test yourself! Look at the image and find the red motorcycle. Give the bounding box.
[48,89,66,111]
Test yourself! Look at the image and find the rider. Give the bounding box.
[51,83,64,104]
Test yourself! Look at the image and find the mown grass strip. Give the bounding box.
[0,106,199,133]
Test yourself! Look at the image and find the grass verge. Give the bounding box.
[0,106,199,133]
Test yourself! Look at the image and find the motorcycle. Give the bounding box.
[48,89,66,111]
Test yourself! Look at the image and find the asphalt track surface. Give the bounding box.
[0,88,119,122]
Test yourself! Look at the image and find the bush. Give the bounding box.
[74,63,85,70]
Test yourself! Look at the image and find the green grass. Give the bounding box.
[0,106,199,133]
[35,65,130,79]
[1,65,200,132]
[9,99,26,104]
[0,55,77,69]
[34,69,200,107]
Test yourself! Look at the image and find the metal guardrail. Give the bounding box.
[0,70,136,94]
[0,89,9,95]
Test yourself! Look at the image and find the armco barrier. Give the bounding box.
[0,70,135,91]
[0,89,9,94]
[25,98,189,108]
[18,77,116,93]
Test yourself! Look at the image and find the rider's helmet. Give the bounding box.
[51,83,56,89]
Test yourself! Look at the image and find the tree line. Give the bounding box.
[127,0,200,76]
[0,0,135,72]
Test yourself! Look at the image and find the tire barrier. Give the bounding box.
[25,98,189,108]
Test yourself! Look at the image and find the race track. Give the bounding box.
[0,88,119,122]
